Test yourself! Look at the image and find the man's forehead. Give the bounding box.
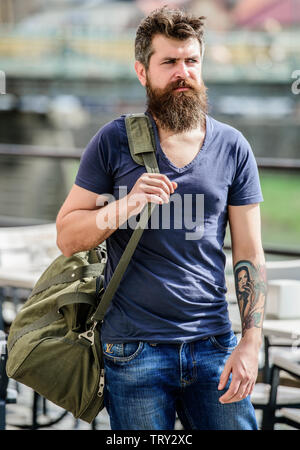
[151,34,201,58]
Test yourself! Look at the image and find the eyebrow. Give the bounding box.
[160,55,200,62]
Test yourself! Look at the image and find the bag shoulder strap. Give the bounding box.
[91,113,159,323]
[125,113,157,167]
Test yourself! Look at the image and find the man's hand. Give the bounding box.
[126,173,178,217]
[218,337,260,404]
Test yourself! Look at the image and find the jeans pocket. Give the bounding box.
[102,341,144,362]
[209,331,237,352]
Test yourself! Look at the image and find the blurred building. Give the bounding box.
[232,0,300,29]
[0,0,299,154]
[190,0,234,31]
[0,0,41,24]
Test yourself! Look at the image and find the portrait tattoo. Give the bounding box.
[234,260,267,337]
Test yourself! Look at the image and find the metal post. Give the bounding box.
[0,331,8,430]
[263,335,271,383]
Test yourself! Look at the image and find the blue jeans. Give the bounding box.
[102,331,258,430]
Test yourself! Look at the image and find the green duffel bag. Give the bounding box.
[6,248,107,423]
[6,113,160,423]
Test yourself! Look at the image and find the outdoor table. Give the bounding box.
[262,320,300,340]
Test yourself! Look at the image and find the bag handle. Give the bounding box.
[90,114,159,323]
[30,263,104,297]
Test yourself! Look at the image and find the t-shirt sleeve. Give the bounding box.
[228,132,264,206]
[74,123,116,195]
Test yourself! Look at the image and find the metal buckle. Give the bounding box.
[78,321,97,345]
[96,246,107,264]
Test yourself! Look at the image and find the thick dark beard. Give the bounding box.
[146,77,208,133]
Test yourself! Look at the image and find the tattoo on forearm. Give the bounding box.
[234,260,267,337]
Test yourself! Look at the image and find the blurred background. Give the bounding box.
[0,0,299,251]
[0,0,300,431]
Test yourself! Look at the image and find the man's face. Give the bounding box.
[135,34,207,132]
[145,34,203,91]
[238,270,248,292]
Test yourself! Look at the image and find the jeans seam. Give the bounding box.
[209,335,237,353]
[179,343,184,386]
[190,342,197,383]
[180,343,197,385]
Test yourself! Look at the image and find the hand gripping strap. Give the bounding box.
[92,114,160,322]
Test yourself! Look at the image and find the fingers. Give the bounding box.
[219,374,240,404]
[127,174,178,216]
[243,383,253,401]
[219,376,252,404]
[218,357,255,404]
[244,280,255,292]
[127,193,163,213]
[141,184,170,203]
[142,173,176,197]
[136,174,177,205]
[218,363,231,391]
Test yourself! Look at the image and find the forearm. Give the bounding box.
[233,256,267,347]
[56,196,136,256]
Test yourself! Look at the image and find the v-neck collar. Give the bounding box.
[145,111,213,173]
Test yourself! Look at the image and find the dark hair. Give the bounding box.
[235,266,250,279]
[235,265,250,293]
[135,6,206,69]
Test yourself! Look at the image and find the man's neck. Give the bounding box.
[156,118,206,147]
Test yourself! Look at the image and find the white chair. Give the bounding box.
[278,408,300,429]
[251,354,300,429]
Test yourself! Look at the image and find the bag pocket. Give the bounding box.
[11,333,103,419]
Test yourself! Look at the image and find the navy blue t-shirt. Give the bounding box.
[75,112,263,343]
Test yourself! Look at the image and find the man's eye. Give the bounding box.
[187,59,198,63]
[163,60,175,64]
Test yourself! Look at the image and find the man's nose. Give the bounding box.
[174,62,189,78]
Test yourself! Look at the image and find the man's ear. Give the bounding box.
[134,61,147,87]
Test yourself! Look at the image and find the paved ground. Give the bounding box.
[5,380,111,430]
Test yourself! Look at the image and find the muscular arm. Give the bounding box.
[218,203,267,403]
[230,203,267,343]
[56,175,176,257]
[56,184,133,257]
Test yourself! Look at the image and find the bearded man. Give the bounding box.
[56,7,266,430]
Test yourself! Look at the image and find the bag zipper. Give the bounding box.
[97,368,105,397]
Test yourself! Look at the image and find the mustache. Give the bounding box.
[168,78,199,91]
